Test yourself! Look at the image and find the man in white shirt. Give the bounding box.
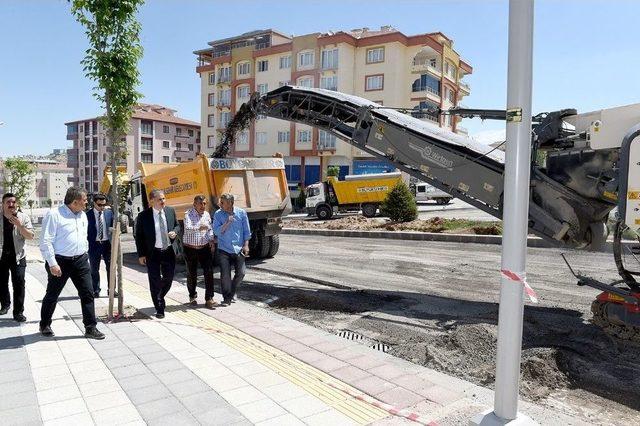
[134,189,180,318]
[183,195,216,308]
[39,187,105,339]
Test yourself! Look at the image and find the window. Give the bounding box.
[163,140,170,148]
[92,137,98,150]
[445,61,457,80]
[320,76,337,91]
[218,89,231,106]
[257,59,269,72]
[411,100,440,122]
[82,124,88,135]
[445,114,453,127]
[208,114,215,127]
[365,75,384,91]
[67,124,78,135]
[446,87,455,103]
[366,47,385,64]
[237,61,250,76]
[220,112,231,128]
[429,58,437,68]
[163,156,170,163]
[298,51,314,68]
[103,138,106,146]
[141,138,153,151]
[208,72,215,85]
[297,77,313,88]
[218,66,231,83]
[208,93,215,106]
[272,130,288,145]
[188,129,194,137]
[321,49,339,69]
[297,130,311,143]
[163,125,169,133]
[237,131,248,145]
[256,132,267,145]
[318,130,336,149]
[237,85,250,99]
[141,120,153,135]
[279,55,291,69]
[278,80,290,87]
[412,74,441,95]
[176,142,182,150]
[141,153,153,163]
[257,83,268,95]
[103,154,107,161]
[188,144,194,151]
[207,135,215,148]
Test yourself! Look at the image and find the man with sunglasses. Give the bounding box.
[87,193,113,298]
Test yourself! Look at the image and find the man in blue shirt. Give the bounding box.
[213,193,251,306]
[39,187,104,339]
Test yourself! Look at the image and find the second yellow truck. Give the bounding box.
[305,172,402,219]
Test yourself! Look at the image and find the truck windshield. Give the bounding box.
[307,186,320,197]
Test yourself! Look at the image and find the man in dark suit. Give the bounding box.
[134,189,180,318]
[87,193,113,298]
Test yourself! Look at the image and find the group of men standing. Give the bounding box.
[0,186,250,341]
[134,190,250,319]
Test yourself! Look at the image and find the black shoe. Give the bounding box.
[0,305,10,315]
[14,314,26,323]
[40,326,54,336]
[85,327,105,340]
[220,300,231,307]
[155,312,165,319]
[94,292,100,298]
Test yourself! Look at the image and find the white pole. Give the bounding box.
[494,0,535,420]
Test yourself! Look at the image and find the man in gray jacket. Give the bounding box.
[0,193,34,322]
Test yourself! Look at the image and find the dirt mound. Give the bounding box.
[286,216,503,235]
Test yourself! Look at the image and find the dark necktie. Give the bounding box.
[98,211,104,241]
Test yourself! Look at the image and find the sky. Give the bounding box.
[1,0,639,157]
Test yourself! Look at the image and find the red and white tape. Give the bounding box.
[500,269,538,303]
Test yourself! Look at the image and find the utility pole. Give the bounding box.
[471,0,537,424]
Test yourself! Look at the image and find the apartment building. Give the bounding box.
[66,104,201,192]
[0,158,73,208]
[195,26,472,186]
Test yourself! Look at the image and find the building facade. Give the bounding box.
[66,104,201,192]
[194,26,472,187]
[0,158,73,208]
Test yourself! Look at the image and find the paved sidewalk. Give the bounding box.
[0,247,588,425]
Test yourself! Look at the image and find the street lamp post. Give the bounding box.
[471,0,538,424]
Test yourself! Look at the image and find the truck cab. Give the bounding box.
[414,182,453,205]
[305,182,333,219]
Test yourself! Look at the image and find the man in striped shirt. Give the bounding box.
[183,195,216,308]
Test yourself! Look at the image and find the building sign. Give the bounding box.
[210,158,285,170]
[356,186,389,193]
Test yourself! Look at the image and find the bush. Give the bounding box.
[327,166,340,178]
[295,187,307,212]
[380,181,418,222]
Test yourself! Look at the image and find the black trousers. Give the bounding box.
[218,250,245,303]
[0,254,26,316]
[146,247,175,315]
[40,253,97,329]
[184,245,214,301]
[89,241,111,294]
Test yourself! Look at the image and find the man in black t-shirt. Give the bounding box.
[0,193,35,322]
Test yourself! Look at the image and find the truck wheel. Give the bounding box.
[316,205,333,220]
[254,231,271,258]
[266,235,280,258]
[361,203,377,218]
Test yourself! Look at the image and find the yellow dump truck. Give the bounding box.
[305,172,402,219]
[127,154,291,258]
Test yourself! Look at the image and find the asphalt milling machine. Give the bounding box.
[219,85,640,340]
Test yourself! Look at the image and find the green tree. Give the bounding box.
[72,0,144,318]
[2,158,35,204]
[327,165,340,178]
[380,181,418,222]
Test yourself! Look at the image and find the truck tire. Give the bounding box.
[316,205,333,220]
[361,203,377,218]
[252,230,271,258]
[266,235,280,258]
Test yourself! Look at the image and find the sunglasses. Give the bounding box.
[95,203,107,207]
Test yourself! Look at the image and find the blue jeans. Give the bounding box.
[218,250,245,302]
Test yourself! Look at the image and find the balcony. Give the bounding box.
[255,42,272,50]
[213,50,231,58]
[216,99,231,108]
[66,149,79,168]
[412,85,441,101]
[217,75,231,84]
[411,59,441,76]
[459,81,470,95]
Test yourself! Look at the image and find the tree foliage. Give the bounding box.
[71,0,144,154]
[2,158,35,205]
[327,166,340,178]
[380,181,418,222]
